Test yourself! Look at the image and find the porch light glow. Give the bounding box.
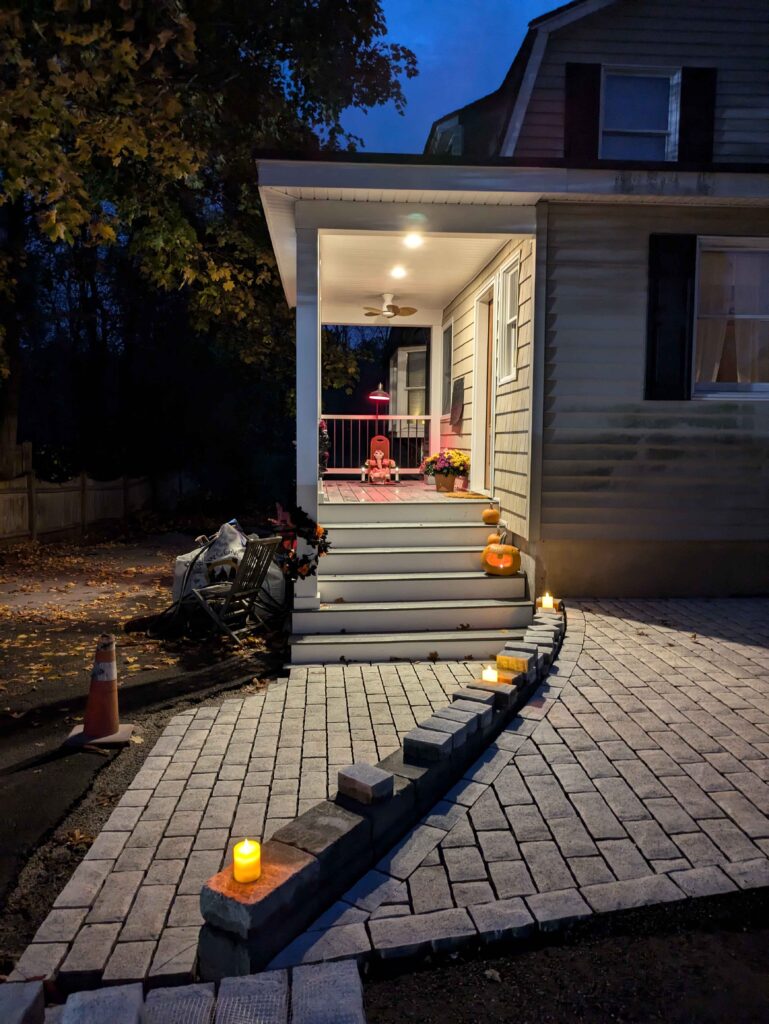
[403,232,423,249]
[368,383,390,402]
[482,665,498,683]
[233,838,261,883]
[390,264,407,278]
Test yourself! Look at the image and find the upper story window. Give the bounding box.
[600,68,681,161]
[695,242,769,396]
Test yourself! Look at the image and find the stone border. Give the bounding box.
[199,612,566,976]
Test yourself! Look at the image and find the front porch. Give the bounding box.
[322,479,477,503]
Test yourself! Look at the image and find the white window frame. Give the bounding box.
[441,320,454,417]
[693,235,769,400]
[391,345,427,416]
[497,257,520,385]
[599,66,681,162]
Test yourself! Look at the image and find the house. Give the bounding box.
[259,0,769,663]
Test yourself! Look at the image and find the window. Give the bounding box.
[498,262,519,382]
[390,346,427,416]
[695,242,769,395]
[441,323,453,415]
[600,68,680,161]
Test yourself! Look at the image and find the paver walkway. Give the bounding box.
[10,661,479,987]
[272,598,769,965]
[12,599,769,986]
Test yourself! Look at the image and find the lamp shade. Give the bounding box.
[368,383,390,402]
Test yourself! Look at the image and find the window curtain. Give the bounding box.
[733,254,765,383]
[696,251,731,383]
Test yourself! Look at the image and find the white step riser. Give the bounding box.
[320,575,526,603]
[294,602,532,634]
[291,635,518,665]
[327,524,492,549]
[322,548,482,575]
[321,499,495,524]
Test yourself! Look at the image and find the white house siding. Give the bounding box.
[515,0,769,163]
[441,238,535,538]
[537,201,769,595]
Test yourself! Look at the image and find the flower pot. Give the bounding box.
[435,474,457,492]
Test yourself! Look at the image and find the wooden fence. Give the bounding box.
[0,474,154,542]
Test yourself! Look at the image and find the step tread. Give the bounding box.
[322,570,526,583]
[325,521,490,529]
[325,545,482,556]
[291,627,527,645]
[314,598,532,612]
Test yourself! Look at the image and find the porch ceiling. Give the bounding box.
[320,232,515,324]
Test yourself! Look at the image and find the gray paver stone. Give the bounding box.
[0,981,44,1024]
[369,908,476,958]
[61,984,143,1024]
[148,926,200,985]
[489,859,536,898]
[215,971,288,1024]
[267,922,371,968]
[468,898,535,942]
[453,688,495,707]
[86,871,143,924]
[724,857,769,889]
[403,727,452,764]
[337,764,394,804]
[272,800,370,874]
[409,865,453,914]
[597,840,653,881]
[32,909,87,945]
[520,841,574,891]
[53,860,113,910]
[376,825,444,880]
[420,714,469,748]
[443,846,487,883]
[526,889,592,931]
[7,944,68,984]
[144,983,215,1024]
[59,923,121,986]
[668,866,737,897]
[581,874,684,913]
[101,942,155,985]
[291,961,366,1024]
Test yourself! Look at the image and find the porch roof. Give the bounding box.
[257,157,769,307]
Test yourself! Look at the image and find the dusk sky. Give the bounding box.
[343,1,554,153]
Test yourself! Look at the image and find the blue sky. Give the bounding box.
[343,1,553,153]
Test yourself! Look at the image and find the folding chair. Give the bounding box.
[189,535,281,644]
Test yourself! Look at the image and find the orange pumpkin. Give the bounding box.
[481,542,521,576]
[486,532,501,545]
[482,506,500,525]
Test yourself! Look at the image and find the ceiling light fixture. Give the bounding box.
[390,265,407,279]
[403,232,423,249]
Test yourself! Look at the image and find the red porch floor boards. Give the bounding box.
[323,479,463,503]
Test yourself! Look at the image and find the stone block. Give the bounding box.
[337,764,394,805]
[272,800,371,885]
[198,924,251,983]
[215,972,288,1024]
[419,714,468,749]
[61,983,143,1024]
[377,750,453,811]
[369,908,476,959]
[403,727,452,764]
[668,866,737,897]
[465,681,516,710]
[451,699,493,729]
[7,945,68,984]
[102,942,155,985]
[433,706,479,734]
[144,983,215,1023]
[452,688,495,707]
[526,889,592,931]
[0,981,44,1024]
[376,824,445,881]
[53,860,113,910]
[267,922,371,969]
[498,644,539,675]
[148,927,199,986]
[468,898,535,943]
[343,870,406,912]
[59,923,121,988]
[32,909,87,945]
[581,874,684,913]
[200,840,321,940]
[291,961,366,1024]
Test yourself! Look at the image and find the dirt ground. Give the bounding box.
[364,888,769,1024]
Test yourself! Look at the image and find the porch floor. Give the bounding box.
[322,479,480,504]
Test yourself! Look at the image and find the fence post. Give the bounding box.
[26,472,37,541]
[80,472,87,535]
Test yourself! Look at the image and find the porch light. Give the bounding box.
[390,265,407,279]
[368,382,390,433]
[404,232,423,249]
[233,838,261,883]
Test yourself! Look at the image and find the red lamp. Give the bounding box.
[368,382,390,433]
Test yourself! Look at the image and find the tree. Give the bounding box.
[0,1,417,477]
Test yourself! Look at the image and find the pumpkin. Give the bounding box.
[482,506,500,525]
[486,532,501,545]
[481,542,521,576]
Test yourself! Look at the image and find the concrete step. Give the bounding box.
[326,521,492,549]
[321,545,485,575]
[318,570,527,604]
[290,627,527,665]
[293,598,533,634]
[320,496,496,524]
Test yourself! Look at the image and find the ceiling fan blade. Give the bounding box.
[364,310,380,316]
[396,306,418,316]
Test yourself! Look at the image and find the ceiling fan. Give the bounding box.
[363,293,418,318]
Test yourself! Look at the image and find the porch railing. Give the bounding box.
[321,414,429,476]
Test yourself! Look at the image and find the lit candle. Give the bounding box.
[233,838,261,883]
[541,592,555,611]
[481,665,498,683]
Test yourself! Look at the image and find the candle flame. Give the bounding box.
[240,838,255,854]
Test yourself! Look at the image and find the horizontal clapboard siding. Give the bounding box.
[516,0,769,163]
[442,238,535,538]
[541,203,769,541]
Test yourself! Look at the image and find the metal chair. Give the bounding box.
[189,535,281,644]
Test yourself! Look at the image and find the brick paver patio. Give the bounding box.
[12,599,769,985]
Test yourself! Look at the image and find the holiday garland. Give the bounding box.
[269,503,331,582]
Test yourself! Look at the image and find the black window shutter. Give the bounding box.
[564,63,601,162]
[678,68,717,164]
[646,234,697,400]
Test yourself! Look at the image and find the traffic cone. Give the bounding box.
[66,634,134,747]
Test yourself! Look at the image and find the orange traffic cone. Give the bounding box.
[66,634,134,747]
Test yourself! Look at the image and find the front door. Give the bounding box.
[484,297,494,491]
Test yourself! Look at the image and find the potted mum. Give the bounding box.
[421,449,470,492]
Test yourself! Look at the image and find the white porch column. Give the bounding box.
[429,323,442,456]
[294,226,321,610]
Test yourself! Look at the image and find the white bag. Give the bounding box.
[172,521,248,602]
